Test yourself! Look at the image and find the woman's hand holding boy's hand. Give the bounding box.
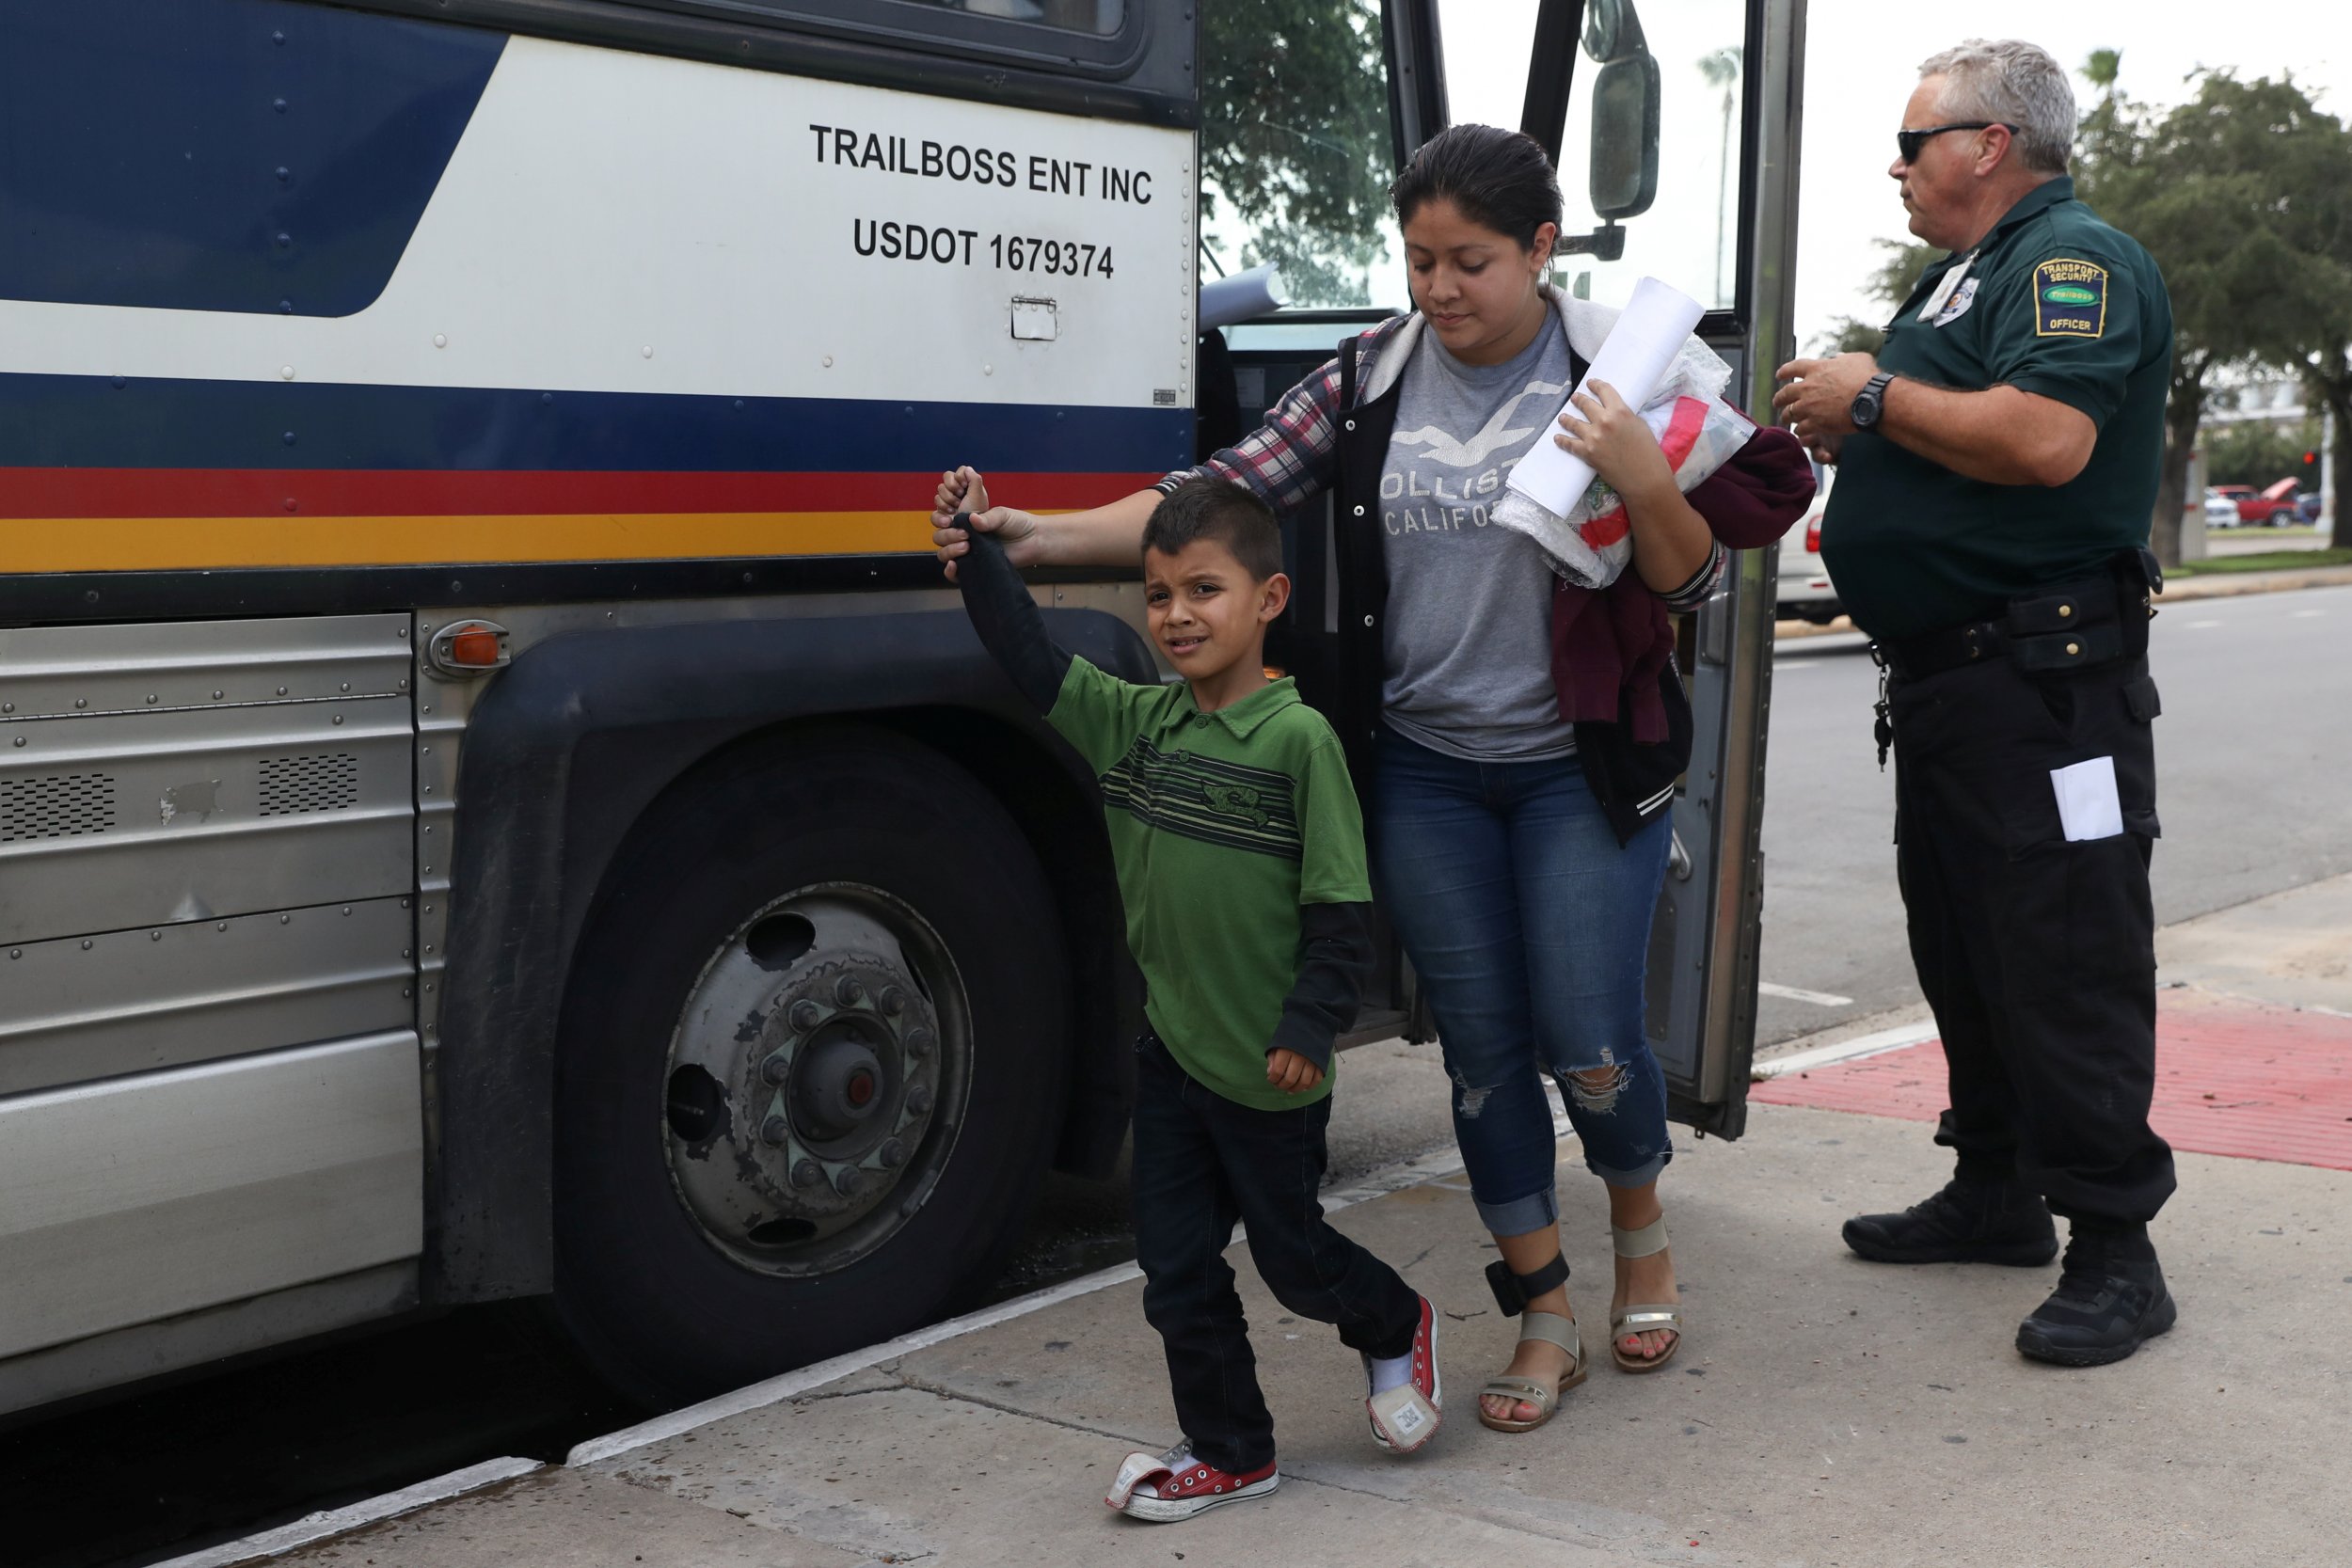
[1265,1048,1325,1095]
[1551,379,1677,507]
[932,466,1042,580]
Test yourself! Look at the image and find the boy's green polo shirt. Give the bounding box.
[1048,658,1372,1111]
[1822,177,2173,641]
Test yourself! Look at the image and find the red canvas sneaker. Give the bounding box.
[1364,1294,1442,1453]
[1104,1446,1280,1523]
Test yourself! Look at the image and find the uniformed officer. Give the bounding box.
[1772,38,2177,1367]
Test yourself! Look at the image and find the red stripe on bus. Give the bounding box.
[0,469,1162,519]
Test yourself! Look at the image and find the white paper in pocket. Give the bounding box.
[2049,756,2125,842]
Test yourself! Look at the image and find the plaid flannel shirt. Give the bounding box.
[1160,313,1725,610]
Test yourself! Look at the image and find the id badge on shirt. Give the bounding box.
[1915,253,1977,324]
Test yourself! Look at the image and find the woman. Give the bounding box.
[934,124,1810,1433]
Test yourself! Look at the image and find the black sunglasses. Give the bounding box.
[1896,121,2020,162]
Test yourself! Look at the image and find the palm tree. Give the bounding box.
[1697,47,1742,304]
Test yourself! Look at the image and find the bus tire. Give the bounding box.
[550,725,1071,1407]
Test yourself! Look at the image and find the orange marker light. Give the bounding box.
[449,627,502,667]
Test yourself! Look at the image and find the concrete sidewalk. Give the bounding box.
[235,879,2352,1568]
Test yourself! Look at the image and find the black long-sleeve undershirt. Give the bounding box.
[954,524,1373,1074]
[1272,900,1375,1072]
[955,522,1072,714]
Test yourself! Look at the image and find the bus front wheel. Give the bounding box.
[551,726,1070,1407]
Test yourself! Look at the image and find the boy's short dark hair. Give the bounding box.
[1142,477,1283,582]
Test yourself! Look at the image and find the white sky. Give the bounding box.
[1795,0,2352,349]
[1400,2,2352,348]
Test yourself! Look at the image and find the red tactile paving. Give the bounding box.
[1753,990,2352,1172]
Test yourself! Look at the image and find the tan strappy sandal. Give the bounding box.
[1610,1215,1684,1372]
[1475,1253,1588,1433]
[1477,1310,1588,1433]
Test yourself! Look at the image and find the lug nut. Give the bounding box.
[905,1085,932,1116]
[761,1054,789,1085]
[880,986,908,1017]
[880,1138,907,1169]
[834,975,866,1006]
[791,1159,823,1189]
[906,1027,934,1058]
[788,1000,823,1032]
[834,1165,866,1196]
[760,1116,788,1146]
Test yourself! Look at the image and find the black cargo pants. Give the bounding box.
[1888,643,2177,1225]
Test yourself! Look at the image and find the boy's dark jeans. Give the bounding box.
[1131,1032,1423,1475]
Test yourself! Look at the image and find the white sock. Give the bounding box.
[1369,1351,1415,1394]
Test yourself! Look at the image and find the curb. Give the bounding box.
[1774,562,2352,641]
[148,1457,544,1568]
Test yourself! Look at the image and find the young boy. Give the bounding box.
[939,471,1442,1522]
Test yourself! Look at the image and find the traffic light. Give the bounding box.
[2302,449,2321,472]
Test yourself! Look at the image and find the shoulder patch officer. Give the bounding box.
[2033,259,2107,338]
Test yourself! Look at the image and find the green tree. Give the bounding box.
[2075,63,2352,562]
[1698,48,1742,305]
[1199,0,1393,306]
[2202,414,2323,488]
[1814,239,1939,355]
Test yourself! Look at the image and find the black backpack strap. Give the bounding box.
[1338,331,1359,414]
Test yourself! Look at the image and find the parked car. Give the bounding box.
[1776,466,1842,625]
[2202,489,2240,529]
[2297,490,2324,524]
[2251,478,2302,525]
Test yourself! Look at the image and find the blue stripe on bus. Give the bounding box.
[0,0,503,317]
[0,373,1195,476]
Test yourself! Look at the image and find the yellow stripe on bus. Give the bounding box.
[0,512,940,573]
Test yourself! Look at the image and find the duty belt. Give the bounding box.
[1870,575,2137,683]
[1865,555,2157,769]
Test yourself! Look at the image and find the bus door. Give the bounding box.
[1206,0,1804,1133]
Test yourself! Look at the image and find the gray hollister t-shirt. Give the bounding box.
[1379,318,1581,761]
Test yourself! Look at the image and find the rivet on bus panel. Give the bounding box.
[434,334,447,348]
[641,345,654,358]
[280,366,295,380]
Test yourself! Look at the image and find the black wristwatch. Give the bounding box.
[1850,372,1896,432]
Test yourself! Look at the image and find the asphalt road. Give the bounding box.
[1751,580,2352,1047]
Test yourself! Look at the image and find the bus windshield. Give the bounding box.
[1200,0,1749,316]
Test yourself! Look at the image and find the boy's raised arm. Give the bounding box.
[953,515,1072,715]
[1269,900,1375,1074]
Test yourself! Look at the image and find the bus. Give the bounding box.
[0,0,1804,1414]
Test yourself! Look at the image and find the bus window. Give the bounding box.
[770,0,1127,33]
[1546,0,1748,313]
[1438,0,1541,157]
[1198,0,1401,309]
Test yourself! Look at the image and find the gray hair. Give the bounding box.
[1917,40,2076,174]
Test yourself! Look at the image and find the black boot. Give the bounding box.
[2015,1226,2175,1367]
[1842,1176,2058,1265]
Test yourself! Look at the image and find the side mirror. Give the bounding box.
[1589,53,1661,220]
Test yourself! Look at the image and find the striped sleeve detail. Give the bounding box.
[1655,539,1727,611]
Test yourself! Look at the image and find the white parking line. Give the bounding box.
[1751,1020,1941,1079]
[1757,981,1855,1006]
[2186,619,2225,628]
[2291,610,2326,618]
[1774,659,1819,670]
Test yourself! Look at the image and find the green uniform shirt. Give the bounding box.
[1822,177,2174,641]
[1046,659,1373,1111]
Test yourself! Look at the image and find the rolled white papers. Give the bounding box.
[1503,276,1707,520]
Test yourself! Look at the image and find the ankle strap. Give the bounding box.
[1485,1253,1570,1317]
[1613,1217,1669,1259]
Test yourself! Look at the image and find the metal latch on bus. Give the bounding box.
[425,619,511,678]
[1009,297,1058,341]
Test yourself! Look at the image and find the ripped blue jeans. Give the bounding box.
[1369,726,1674,1237]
